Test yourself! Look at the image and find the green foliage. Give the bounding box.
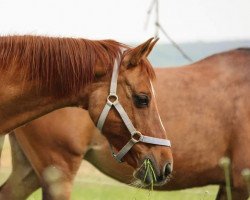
[242,168,250,198]
[27,183,218,200]
[143,159,157,190]
[219,157,232,200]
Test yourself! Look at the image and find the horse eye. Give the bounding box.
[133,94,150,108]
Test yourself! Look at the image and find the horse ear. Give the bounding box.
[124,38,159,67]
[145,38,159,57]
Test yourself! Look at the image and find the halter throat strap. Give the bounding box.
[97,56,171,162]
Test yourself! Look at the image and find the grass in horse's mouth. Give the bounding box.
[130,159,157,191]
[143,159,157,190]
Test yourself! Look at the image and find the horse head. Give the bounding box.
[86,38,173,186]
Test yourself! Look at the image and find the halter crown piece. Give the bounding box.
[97,54,171,163]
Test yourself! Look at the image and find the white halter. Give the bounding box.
[97,55,171,162]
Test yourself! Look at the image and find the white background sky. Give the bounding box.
[0,0,249,43]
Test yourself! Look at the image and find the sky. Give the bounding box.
[0,0,249,43]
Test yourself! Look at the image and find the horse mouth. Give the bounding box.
[132,159,171,188]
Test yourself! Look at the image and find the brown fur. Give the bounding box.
[0,36,172,199]
[0,35,156,97]
[0,35,124,97]
[2,48,250,199]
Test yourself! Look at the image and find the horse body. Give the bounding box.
[2,49,250,199]
[156,57,233,189]
[159,49,250,199]
[0,35,173,193]
[8,108,95,200]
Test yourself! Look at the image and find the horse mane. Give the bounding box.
[0,35,127,97]
[0,35,156,97]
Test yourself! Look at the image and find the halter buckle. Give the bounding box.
[107,94,119,106]
[131,131,143,143]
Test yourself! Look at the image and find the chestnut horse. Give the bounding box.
[0,35,173,195]
[2,48,250,200]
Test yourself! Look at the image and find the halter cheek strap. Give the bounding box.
[97,56,171,163]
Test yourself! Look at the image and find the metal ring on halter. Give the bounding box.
[131,131,143,143]
[107,94,119,106]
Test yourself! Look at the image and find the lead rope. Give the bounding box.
[97,54,171,162]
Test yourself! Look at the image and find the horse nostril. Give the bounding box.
[164,163,172,177]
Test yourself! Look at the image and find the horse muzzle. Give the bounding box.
[133,158,173,187]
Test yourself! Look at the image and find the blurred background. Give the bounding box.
[0,0,249,66]
[0,0,249,199]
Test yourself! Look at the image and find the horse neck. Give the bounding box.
[0,73,86,134]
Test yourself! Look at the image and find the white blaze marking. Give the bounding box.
[150,80,166,132]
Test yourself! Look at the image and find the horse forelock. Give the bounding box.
[0,35,126,97]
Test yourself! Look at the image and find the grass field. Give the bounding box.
[28,183,218,200]
[0,137,219,200]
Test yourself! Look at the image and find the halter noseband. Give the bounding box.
[97,55,171,163]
